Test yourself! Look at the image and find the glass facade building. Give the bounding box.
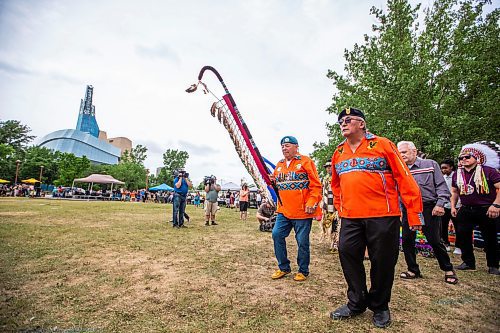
[38,84,127,165]
[76,85,100,137]
[38,129,121,164]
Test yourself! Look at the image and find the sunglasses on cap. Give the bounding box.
[337,117,363,125]
[458,155,473,161]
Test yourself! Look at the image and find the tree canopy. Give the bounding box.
[0,120,35,153]
[121,144,148,165]
[313,0,499,170]
[158,149,189,186]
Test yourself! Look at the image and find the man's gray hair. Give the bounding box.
[397,141,417,150]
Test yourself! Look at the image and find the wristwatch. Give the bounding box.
[492,203,500,208]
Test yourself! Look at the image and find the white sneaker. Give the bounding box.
[453,248,462,255]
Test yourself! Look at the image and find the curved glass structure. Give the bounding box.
[38,129,121,164]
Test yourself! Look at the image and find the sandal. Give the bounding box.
[400,271,422,279]
[445,271,458,285]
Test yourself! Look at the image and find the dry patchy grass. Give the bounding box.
[0,197,499,333]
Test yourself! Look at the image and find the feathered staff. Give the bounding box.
[186,66,280,204]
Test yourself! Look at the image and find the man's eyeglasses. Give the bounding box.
[458,155,472,161]
[338,117,363,125]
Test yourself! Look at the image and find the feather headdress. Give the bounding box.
[456,141,499,195]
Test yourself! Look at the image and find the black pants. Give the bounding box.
[338,216,400,312]
[455,205,499,269]
[441,208,456,246]
[402,204,453,274]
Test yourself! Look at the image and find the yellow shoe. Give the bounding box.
[293,272,307,281]
[271,270,290,279]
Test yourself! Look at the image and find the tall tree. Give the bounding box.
[108,162,147,190]
[0,144,16,181]
[121,144,148,165]
[55,153,91,186]
[18,146,59,184]
[0,120,36,181]
[316,0,499,162]
[160,149,189,186]
[0,120,35,152]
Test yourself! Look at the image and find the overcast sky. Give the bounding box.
[1,0,427,186]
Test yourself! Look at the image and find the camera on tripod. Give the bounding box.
[173,169,189,179]
[204,175,216,186]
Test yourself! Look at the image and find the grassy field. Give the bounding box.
[0,198,498,333]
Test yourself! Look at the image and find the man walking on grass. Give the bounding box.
[397,141,457,285]
[329,108,423,329]
[270,136,322,282]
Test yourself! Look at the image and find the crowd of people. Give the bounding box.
[264,108,499,329]
[0,184,41,197]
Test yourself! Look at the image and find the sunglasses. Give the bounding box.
[458,155,473,161]
[337,117,363,125]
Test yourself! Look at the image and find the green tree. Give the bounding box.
[108,162,147,190]
[311,124,342,178]
[316,0,499,163]
[55,153,91,186]
[0,143,15,160]
[160,149,189,186]
[147,173,159,188]
[86,163,111,175]
[0,120,36,181]
[121,144,148,165]
[196,181,206,191]
[0,120,35,152]
[18,146,59,184]
[0,144,16,181]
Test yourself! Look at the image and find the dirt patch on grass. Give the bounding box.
[1,199,499,333]
[0,211,38,217]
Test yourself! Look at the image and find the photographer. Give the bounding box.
[204,176,221,226]
[172,169,192,228]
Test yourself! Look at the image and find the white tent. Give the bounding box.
[220,182,241,191]
[72,174,125,193]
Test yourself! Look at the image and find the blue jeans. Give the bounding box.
[172,193,187,226]
[272,213,312,275]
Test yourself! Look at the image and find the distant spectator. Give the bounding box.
[239,184,250,221]
[256,191,262,207]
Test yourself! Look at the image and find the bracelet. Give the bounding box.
[492,203,500,209]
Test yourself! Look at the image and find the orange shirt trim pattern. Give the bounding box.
[330,133,424,227]
[273,154,322,219]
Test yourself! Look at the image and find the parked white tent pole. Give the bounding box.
[90,182,94,193]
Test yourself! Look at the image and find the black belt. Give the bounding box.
[462,204,491,209]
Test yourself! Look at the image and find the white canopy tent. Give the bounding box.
[220,182,241,191]
[220,182,258,192]
[72,174,125,193]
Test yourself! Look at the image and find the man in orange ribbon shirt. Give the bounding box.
[329,108,423,328]
[269,136,322,282]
